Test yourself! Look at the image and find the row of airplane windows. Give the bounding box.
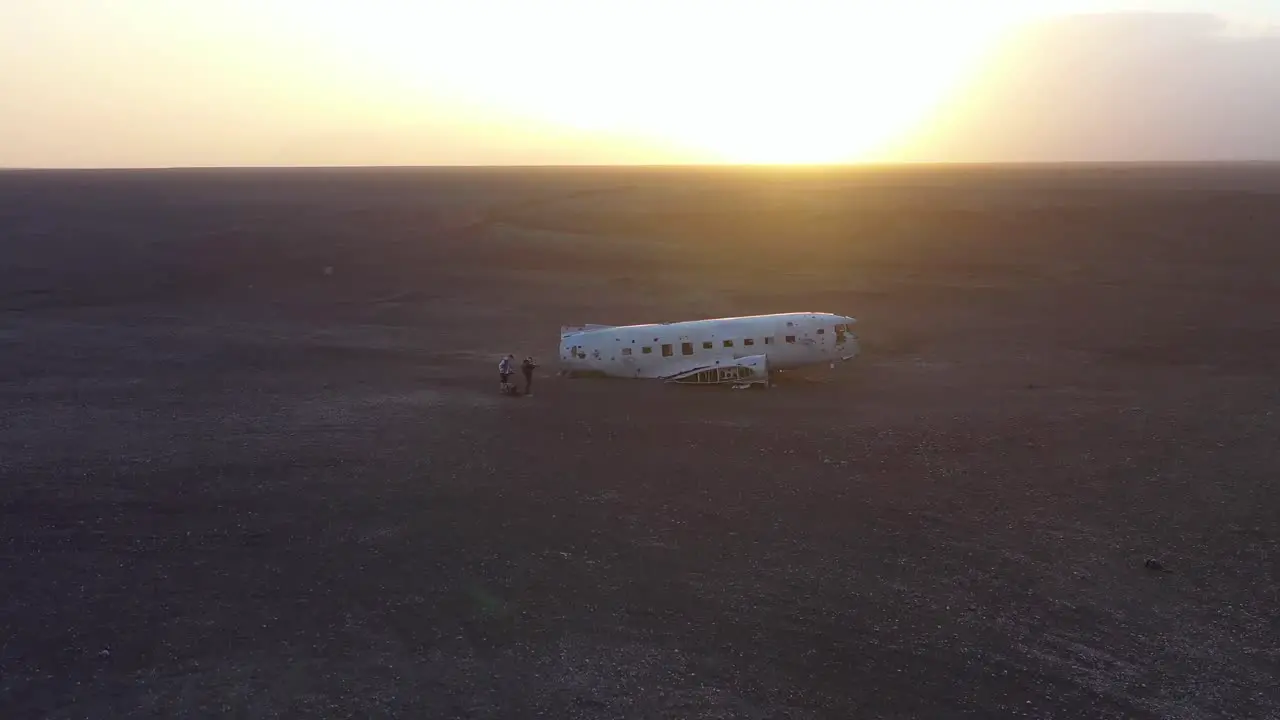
[621,335,798,357]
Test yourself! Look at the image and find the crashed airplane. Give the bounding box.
[559,312,859,388]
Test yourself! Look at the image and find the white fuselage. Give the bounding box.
[559,312,859,380]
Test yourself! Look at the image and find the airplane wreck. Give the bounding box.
[559,312,859,388]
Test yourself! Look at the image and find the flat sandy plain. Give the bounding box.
[1,165,1277,718]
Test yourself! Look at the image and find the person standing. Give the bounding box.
[521,356,538,396]
[498,354,515,393]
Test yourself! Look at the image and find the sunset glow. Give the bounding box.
[266,1,1017,164]
[2,0,1278,167]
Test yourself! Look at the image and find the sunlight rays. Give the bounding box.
[273,1,1013,163]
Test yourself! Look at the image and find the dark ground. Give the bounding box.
[1,165,1277,719]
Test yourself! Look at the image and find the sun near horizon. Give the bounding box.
[2,1,1280,168]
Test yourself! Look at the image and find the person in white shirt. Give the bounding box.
[498,354,515,393]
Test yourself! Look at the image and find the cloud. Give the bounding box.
[901,13,1280,162]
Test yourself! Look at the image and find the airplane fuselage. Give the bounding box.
[559,312,859,384]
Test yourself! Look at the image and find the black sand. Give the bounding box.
[2,166,1278,718]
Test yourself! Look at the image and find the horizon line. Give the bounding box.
[5,160,1280,172]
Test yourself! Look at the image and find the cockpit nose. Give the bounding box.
[833,316,859,354]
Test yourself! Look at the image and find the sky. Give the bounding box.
[2,0,1279,167]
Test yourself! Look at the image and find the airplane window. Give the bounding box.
[702,341,713,350]
[642,346,652,354]
[622,347,632,356]
[785,335,796,343]
[723,340,734,347]
[661,344,673,357]
[744,338,755,346]
[764,337,773,345]
[817,328,825,335]
[681,342,693,355]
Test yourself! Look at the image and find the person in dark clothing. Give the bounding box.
[521,356,538,395]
